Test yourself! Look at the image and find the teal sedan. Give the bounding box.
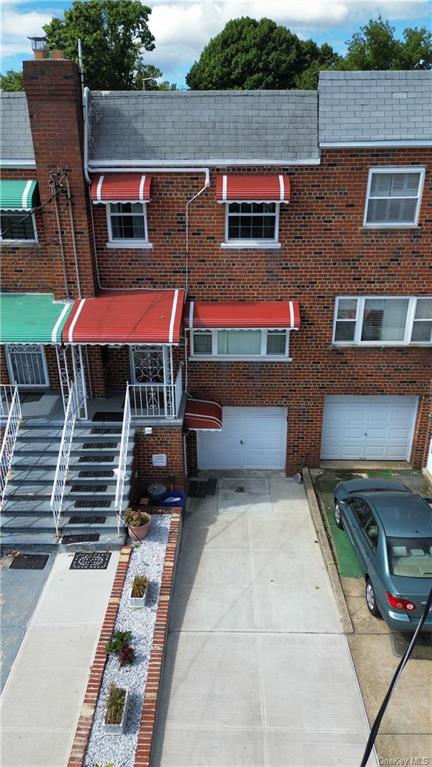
[334,479,432,633]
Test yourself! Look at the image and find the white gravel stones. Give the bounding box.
[84,514,170,767]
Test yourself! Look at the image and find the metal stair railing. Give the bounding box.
[114,384,132,534]
[0,385,22,510]
[50,379,81,536]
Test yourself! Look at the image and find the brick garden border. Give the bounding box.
[67,508,182,767]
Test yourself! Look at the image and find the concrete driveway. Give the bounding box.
[152,477,377,766]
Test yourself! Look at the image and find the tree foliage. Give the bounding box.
[0,70,24,91]
[187,16,432,90]
[43,0,158,89]
[342,17,432,70]
[186,17,340,90]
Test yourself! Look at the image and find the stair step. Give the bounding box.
[0,530,126,553]
[11,455,117,470]
[13,443,133,456]
[8,468,118,485]
[4,486,125,502]
[0,515,122,534]
[1,501,121,516]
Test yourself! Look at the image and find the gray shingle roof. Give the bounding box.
[0,92,34,162]
[88,90,319,163]
[319,70,432,145]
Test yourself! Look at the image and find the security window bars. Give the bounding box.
[333,297,432,345]
[0,211,36,241]
[191,329,289,358]
[226,202,278,242]
[108,202,148,242]
[364,168,425,227]
[6,344,49,387]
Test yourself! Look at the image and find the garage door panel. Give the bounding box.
[321,396,417,461]
[198,407,287,470]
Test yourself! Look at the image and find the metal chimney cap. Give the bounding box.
[28,36,48,51]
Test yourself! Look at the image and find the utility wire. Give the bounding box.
[0,192,58,241]
[360,586,432,766]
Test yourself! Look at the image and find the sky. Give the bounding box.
[1,0,431,86]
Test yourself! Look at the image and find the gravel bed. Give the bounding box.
[84,514,171,767]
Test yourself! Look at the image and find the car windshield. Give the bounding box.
[387,537,432,578]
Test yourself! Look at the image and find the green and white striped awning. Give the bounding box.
[0,180,38,211]
[0,293,73,344]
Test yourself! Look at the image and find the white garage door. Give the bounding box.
[197,406,288,470]
[321,396,418,461]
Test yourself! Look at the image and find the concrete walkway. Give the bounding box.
[153,477,377,767]
[0,551,119,767]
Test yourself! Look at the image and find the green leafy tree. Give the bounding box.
[186,17,339,90]
[43,0,160,90]
[342,17,432,70]
[135,64,177,91]
[0,70,24,91]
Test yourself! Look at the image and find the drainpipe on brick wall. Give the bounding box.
[83,86,91,185]
[50,174,70,299]
[65,175,82,298]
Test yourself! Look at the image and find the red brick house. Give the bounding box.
[0,57,431,547]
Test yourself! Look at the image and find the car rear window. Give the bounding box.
[387,537,432,578]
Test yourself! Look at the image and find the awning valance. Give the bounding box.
[63,290,184,345]
[216,175,290,203]
[0,293,73,344]
[90,174,152,204]
[185,301,300,330]
[184,398,223,431]
[0,179,38,211]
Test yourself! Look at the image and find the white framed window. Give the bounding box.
[0,210,37,243]
[191,328,290,360]
[363,167,425,228]
[6,344,49,387]
[333,296,432,346]
[106,202,151,247]
[223,202,280,248]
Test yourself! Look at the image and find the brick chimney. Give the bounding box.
[23,58,97,299]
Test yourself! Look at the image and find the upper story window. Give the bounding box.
[226,202,279,245]
[0,210,37,242]
[191,328,289,359]
[217,174,290,249]
[364,168,425,228]
[333,296,432,346]
[107,202,148,243]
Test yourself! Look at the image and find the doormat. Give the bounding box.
[62,533,100,544]
[79,455,114,463]
[188,479,208,497]
[20,392,44,403]
[69,515,106,525]
[78,470,114,478]
[74,500,111,508]
[70,484,107,493]
[82,442,117,450]
[92,411,124,422]
[207,478,218,495]
[10,553,49,570]
[70,552,111,570]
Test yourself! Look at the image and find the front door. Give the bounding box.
[6,344,49,388]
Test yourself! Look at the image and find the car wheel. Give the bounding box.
[334,501,344,529]
[365,578,381,618]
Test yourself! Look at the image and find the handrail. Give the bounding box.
[50,380,79,536]
[115,384,131,534]
[129,366,183,420]
[0,385,22,509]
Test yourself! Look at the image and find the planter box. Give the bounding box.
[129,590,147,609]
[103,688,129,735]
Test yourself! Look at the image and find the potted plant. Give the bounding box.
[129,574,149,608]
[106,630,135,666]
[103,684,129,735]
[124,508,151,541]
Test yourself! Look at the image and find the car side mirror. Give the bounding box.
[422,496,432,504]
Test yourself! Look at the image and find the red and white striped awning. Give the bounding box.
[216,174,290,203]
[62,289,184,345]
[90,174,152,204]
[185,301,300,330]
[184,398,223,431]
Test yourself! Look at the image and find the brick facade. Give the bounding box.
[133,428,185,494]
[1,58,431,474]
